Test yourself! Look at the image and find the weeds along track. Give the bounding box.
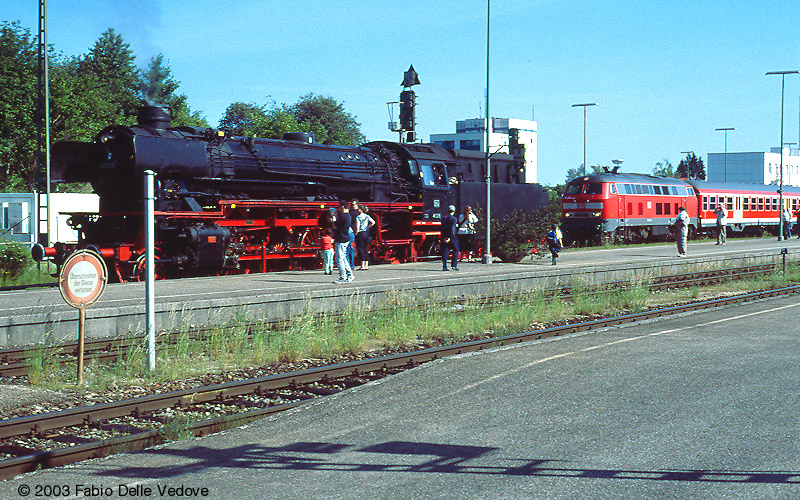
[0,262,786,378]
[0,283,798,479]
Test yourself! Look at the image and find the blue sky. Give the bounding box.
[3,0,799,186]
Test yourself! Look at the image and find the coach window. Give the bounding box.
[656,203,663,215]
[664,203,671,215]
[743,197,749,210]
[702,196,708,211]
[758,198,764,211]
[726,197,733,210]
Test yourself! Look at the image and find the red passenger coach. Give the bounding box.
[561,172,698,244]
[687,180,800,237]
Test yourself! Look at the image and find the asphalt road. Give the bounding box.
[4,293,799,499]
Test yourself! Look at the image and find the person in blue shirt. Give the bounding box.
[546,224,563,265]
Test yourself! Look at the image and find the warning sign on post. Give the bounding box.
[59,250,108,309]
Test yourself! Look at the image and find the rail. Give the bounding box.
[0,283,797,479]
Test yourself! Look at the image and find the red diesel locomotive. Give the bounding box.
[561,171,800,244]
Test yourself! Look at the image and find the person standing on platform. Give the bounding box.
[675,206,689,256]
[333,200,354,284]
[355,205,376,270]
[795,208,800,238]
[320,231,334,275]
[546,224,563,265]
[714,205,727,245]
[782,208,792,240]
[441,205,459,271]
[457,205,478,261]
[347,199,359,270]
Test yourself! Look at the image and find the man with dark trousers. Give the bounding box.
[440,205,459,271]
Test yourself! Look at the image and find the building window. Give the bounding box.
[459,140,481,151]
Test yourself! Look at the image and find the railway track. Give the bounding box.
[0,283,797,479]
[0,261,784,378]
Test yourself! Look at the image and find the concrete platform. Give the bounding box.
[4,293,799,498]
[1,238,798,346]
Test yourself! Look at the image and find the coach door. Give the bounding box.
[731,195,742,224]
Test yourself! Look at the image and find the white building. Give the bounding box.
[430,117,538,183]
[707,148,800,186]
[1,192,98,246]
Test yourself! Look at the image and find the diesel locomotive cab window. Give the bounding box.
[564,183,583,195]
[586,183,603,195]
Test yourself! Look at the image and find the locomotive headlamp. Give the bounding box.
[231,204,236,209]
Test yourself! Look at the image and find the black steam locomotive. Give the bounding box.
[34,106,547,281]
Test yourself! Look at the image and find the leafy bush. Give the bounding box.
[0,239,33,280]
[482,205,559,263]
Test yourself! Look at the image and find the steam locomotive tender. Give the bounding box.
[35,106,547,281]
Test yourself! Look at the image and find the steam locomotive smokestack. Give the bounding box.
[137,105,171,130]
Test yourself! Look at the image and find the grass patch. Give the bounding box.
[23,263,800,392]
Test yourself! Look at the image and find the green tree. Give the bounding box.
[139,54,207,128]
[677,152,705,180]
[219,102,268,136]
[258,104,302,139]
[78,28,140,125]
[564,164,604,184]
[289,94,365,145]
[652,158,677,178]
[0,22,38,191]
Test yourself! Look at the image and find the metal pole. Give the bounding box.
[767,71,799,241]
[484,0,492,264]
[77,306,85,385]
[572,103,597,173]
[715,128,734,182]
[145,170,156,371]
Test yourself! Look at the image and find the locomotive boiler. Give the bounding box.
[34,106,548,281]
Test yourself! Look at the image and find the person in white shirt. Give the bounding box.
[714,205,727,245]
[457,205,479,261]
[675,207,689,256]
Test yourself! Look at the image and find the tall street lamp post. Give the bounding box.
[715,127,734,182]
[572,103,596,173]
[484,0,492,264]
[766,70,799,241]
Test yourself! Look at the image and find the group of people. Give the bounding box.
[439,205,480,271]
[320,199,376,284]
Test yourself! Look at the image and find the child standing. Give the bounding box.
[321,232,334,275]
